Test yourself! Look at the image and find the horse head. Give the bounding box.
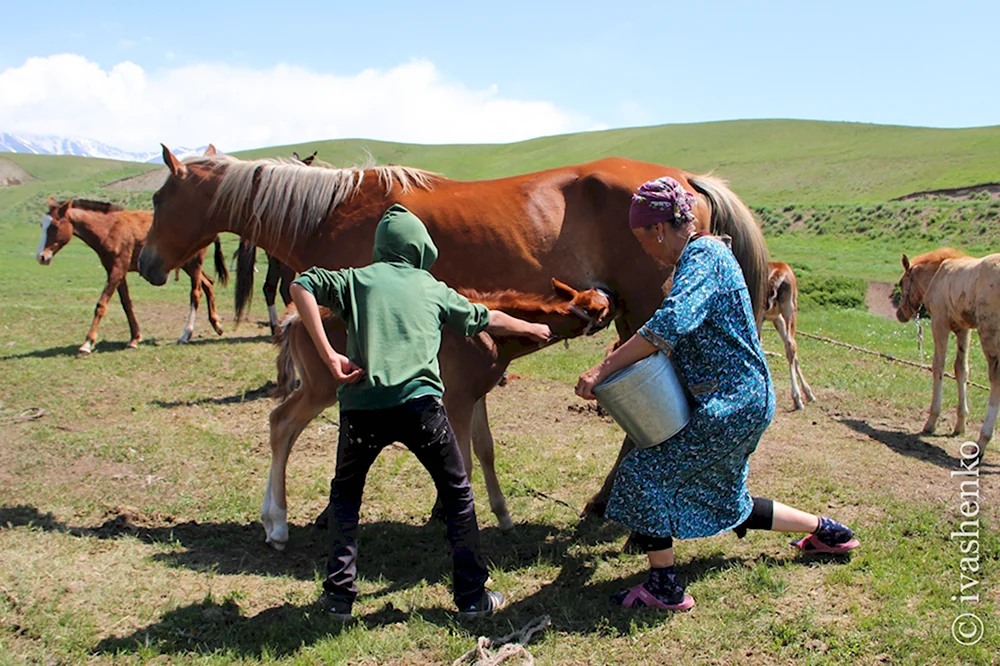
[139,144,225,286]
[36,197,74,265]
[550,278,615,338]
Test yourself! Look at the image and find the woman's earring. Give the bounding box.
[657,236,663,243]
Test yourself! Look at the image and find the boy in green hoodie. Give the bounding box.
[290,204,551,620]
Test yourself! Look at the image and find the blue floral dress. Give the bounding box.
[605,236,775,539]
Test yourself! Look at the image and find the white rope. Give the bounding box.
[453,615,551,666]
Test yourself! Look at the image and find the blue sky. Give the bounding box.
[1,1,997,151]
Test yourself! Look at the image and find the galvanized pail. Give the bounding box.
[592,352,691,449]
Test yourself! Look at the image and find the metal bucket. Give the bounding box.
[593,352,691,449]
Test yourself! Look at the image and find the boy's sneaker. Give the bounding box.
[321,594,354,623]
[457,590,506,618]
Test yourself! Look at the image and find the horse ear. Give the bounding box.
[47,197,57,208]
[162,144,187,178]
[303,150,318,165]
[551,278,577,300]
[204,144,217,156]
[901,254,910,271]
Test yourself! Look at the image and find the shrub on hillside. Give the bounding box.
[795,274,866,310]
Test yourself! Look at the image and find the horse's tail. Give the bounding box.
[234,238,257,324]
[271,310,299,402]
[689,174,769,324]
[213,237,229,287]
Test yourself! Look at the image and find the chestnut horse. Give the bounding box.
[137,147,768,544]
[36,198,227,354]
[760,262,815,410]
[233,151,315,331]
[896,249,1000,459]
[262,279,614,549]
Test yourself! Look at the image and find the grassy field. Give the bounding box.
[3,119,1000,210]
[2,169,999,666]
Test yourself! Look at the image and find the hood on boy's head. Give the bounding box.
[372,204,439,270]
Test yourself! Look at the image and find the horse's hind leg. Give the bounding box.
[177,262,204,344]
[584,435,635,517]
[953,328,971,436]
[471,397,513,530]
[116,278,142,349]
[263,255,283,332]
[976,343,1000,461]
[263,388,333,550]
[80,269,124,355]
[773,314,804,410]
[199,271,225,336]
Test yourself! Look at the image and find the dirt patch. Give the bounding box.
[0,157,38,187]
[892,182,1000,202]
[865,281,897,319]
[103,168,168,192]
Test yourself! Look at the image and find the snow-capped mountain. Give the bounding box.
[0,132,208,164]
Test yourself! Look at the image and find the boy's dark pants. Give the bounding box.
[323,396,489,609]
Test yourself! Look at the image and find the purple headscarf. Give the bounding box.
[629,176,698,230]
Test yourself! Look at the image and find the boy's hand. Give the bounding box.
[526,323,552,343]
[327,353,364,384]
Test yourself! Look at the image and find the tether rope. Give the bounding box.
[766,329,990,391]
[453,615,552,666]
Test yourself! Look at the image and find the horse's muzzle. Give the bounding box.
[36,252,52,266]
[137,247,167,286]
[895,307,912,323]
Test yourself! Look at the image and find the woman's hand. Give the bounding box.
[326,352,364,384]
[575,364,606,401]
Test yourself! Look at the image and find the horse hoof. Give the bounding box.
[266,538,286,552]
[581,499,607,518]
[497,515,515,531]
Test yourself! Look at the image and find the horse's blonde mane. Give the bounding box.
[191,154,440,246]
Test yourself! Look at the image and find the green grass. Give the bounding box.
[4,119,1000,210]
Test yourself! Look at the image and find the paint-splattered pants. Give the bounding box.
[323,396,488,609]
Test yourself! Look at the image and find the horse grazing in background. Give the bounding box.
[896,249,1000,459]
[233,150,317,331]
[263,279,614,549]
[760,262,815,410]
[36,198,227,354]
[137,146,768,545]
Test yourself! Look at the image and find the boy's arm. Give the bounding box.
[440,285,551,342]
[486,310,551,343]
[289,281,364,384]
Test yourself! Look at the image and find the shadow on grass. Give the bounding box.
[3,503,858,658]
[150,381,277,408]
[0,341,134,360]
[183,334,272,346]
[839,418,981,469]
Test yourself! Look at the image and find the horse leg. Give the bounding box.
[263,389,332,550]
[116,278,142,349]
[923,322,950,434]
[785,300,814,404]
[263,256,283,333]
[199,271,225,336]
[953,328,971,436]
[976,341,1000,460]
[177,264,204,344]
[471,397,513,530]
[773,314,803,410]
[279,263,296,306]
[583,435,635,517]
[80,269,124,355]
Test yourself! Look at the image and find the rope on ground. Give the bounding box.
[0,404,46,426]
[790,330,990,391]
[453,615,552,666]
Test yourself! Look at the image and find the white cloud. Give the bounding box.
[0,54,598,151]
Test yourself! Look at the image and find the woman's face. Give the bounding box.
[632,222,689,267]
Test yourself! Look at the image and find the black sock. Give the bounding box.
[645,566,684,601]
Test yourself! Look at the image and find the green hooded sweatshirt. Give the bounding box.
[292,204,490,411]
